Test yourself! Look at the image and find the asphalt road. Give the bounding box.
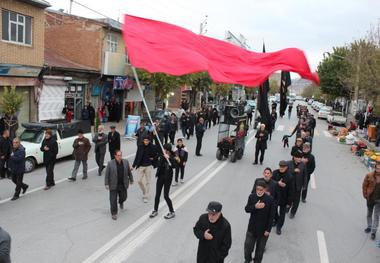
[0,106,379,263]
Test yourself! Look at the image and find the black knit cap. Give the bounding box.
[206,201,222,213]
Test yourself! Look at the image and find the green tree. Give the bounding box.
[0,86,24,116]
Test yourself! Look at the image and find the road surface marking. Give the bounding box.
[276,125,285,131]
[311,173,317,189]
[85,133,257,263]
[314,130,320,137]
[317,230,330,263]
[323,131,332,138]
[0,153,136,205]
[83,160,218,263]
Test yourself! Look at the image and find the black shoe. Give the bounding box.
[119,203,124,210]
[289,213,295,219]
[272,221,277,227]
[196,154,203,157]
[371,233,376,240]
[302,199,307,203]
[260,162,263,165]
[11,196,19,201]
[276,228,282,235]
[364,227,371,233]
[22,185,29,194]
[68,177,76,181]
[252,162,258,165]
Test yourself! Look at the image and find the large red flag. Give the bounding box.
[123,15,320,86]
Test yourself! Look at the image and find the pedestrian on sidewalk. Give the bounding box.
[108,125,120,160]
[169,113,178,144]
[105,150,133,220]
[0,226,11,263]
[362,162,380,240]
[9,138,28,201]
[93,125,108,176]
[150,143,177,219]
[253,124,268,165]
[244,180,275,263]
[69,130,91,181]
[195,118,206,156]
[193,201,232,263]
[173,138,188,185]
[0,130,11,179]
[180,113,190,139]
[272,161,294,235]
[287,151,307,218]
[269,109,278,140]
[40,129,58,190]
[301,143,316,202]
[132,136,157,203]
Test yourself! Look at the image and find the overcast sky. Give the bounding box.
[47,0,379,72]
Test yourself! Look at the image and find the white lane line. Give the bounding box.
[317,230,330,263]
[323,131,332,138]
[83,160,219,263]
[276,125,285,131]
[86,132,257,263]
[0,153,136,205]
[103,161,228,263]
[310,173,316,189]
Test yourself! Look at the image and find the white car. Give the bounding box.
[327,111,347,126]
[318,106,333,119]
[20,121,92,173]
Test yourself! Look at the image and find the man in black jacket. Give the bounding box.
[193,201,231,263]
[132,137,157,203]
[40,129,58,190]
[0,226,11,263]
[244,180,275,263]
[253,124,269,165]
[287,151,308,218]
[9,138,28,201]
[195,118,206,156]
[301,143,316,202]
[0,130,11,179]
[108,126,121,160]
[272,161,294,235]
[252,168,277,201]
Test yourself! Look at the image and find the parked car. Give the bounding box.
[295,95,303,101]
[327,111,347,126]
[141,109,173,125]
[20,120,92,173]
[318,106,333,119]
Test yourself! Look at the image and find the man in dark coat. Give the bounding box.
[93,125,108,176]
[135,122,151,146]
[108,125,121,160]
[252,168,277,201]
[189,110,197,136]
[0,130,11,179]
[244,180,275,263]
[0,226,11,263]
[272,161,294,235]
[40,129,58,190]
[88,103,96,127]
[287,151,308,218]
[193,201,232,263]
[301,143,316,202]
[253,124,269,165]
[69,130,91,181]
[195,118,206,156]
[105,150,134,220]
[8,138,28,200]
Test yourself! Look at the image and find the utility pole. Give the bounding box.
[353,45,362,105]
[69,0,73,14]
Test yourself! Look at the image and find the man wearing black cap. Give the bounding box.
[193,201,232,263]
[272,160,294,235]
[287,151,308,218]
[301,142,316,202]
[244,180,275,263]
[69,130,91,181]
[108,125,121,160]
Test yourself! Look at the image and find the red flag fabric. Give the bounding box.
[123,15,320,86]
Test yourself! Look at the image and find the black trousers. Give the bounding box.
[196,136,203,155]
[0,159,7,178]
[45,161,55,187]
[95,151,106,174]
[11,172,27,197]
[110,151,115,160]
[169,131,176,144]
[254,146,266,164]
[109,185,127,215]
[291,190,302,215]
[175,165,185,182]
[274,205,287,229]
[154,175,174,213]
[164,133,169,144]
[301,174,311,201]
[189,125,194,136]
[244,231,268,263]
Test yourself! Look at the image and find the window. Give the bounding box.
[1,9,32,45]
[106,34,118,53]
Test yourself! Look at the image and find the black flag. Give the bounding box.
[258,43,272,131]
[279,71,291,117]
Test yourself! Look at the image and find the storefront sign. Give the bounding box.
[114,76,134,90]
[124,115,140,138]
[0,64,41,77]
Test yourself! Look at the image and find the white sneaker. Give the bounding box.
[164,212,175,219]
[172,182,178,186]
[143,197,148,203]
[149,211,158,218]
[180,179,185,184]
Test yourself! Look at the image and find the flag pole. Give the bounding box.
[131,66,171,165]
